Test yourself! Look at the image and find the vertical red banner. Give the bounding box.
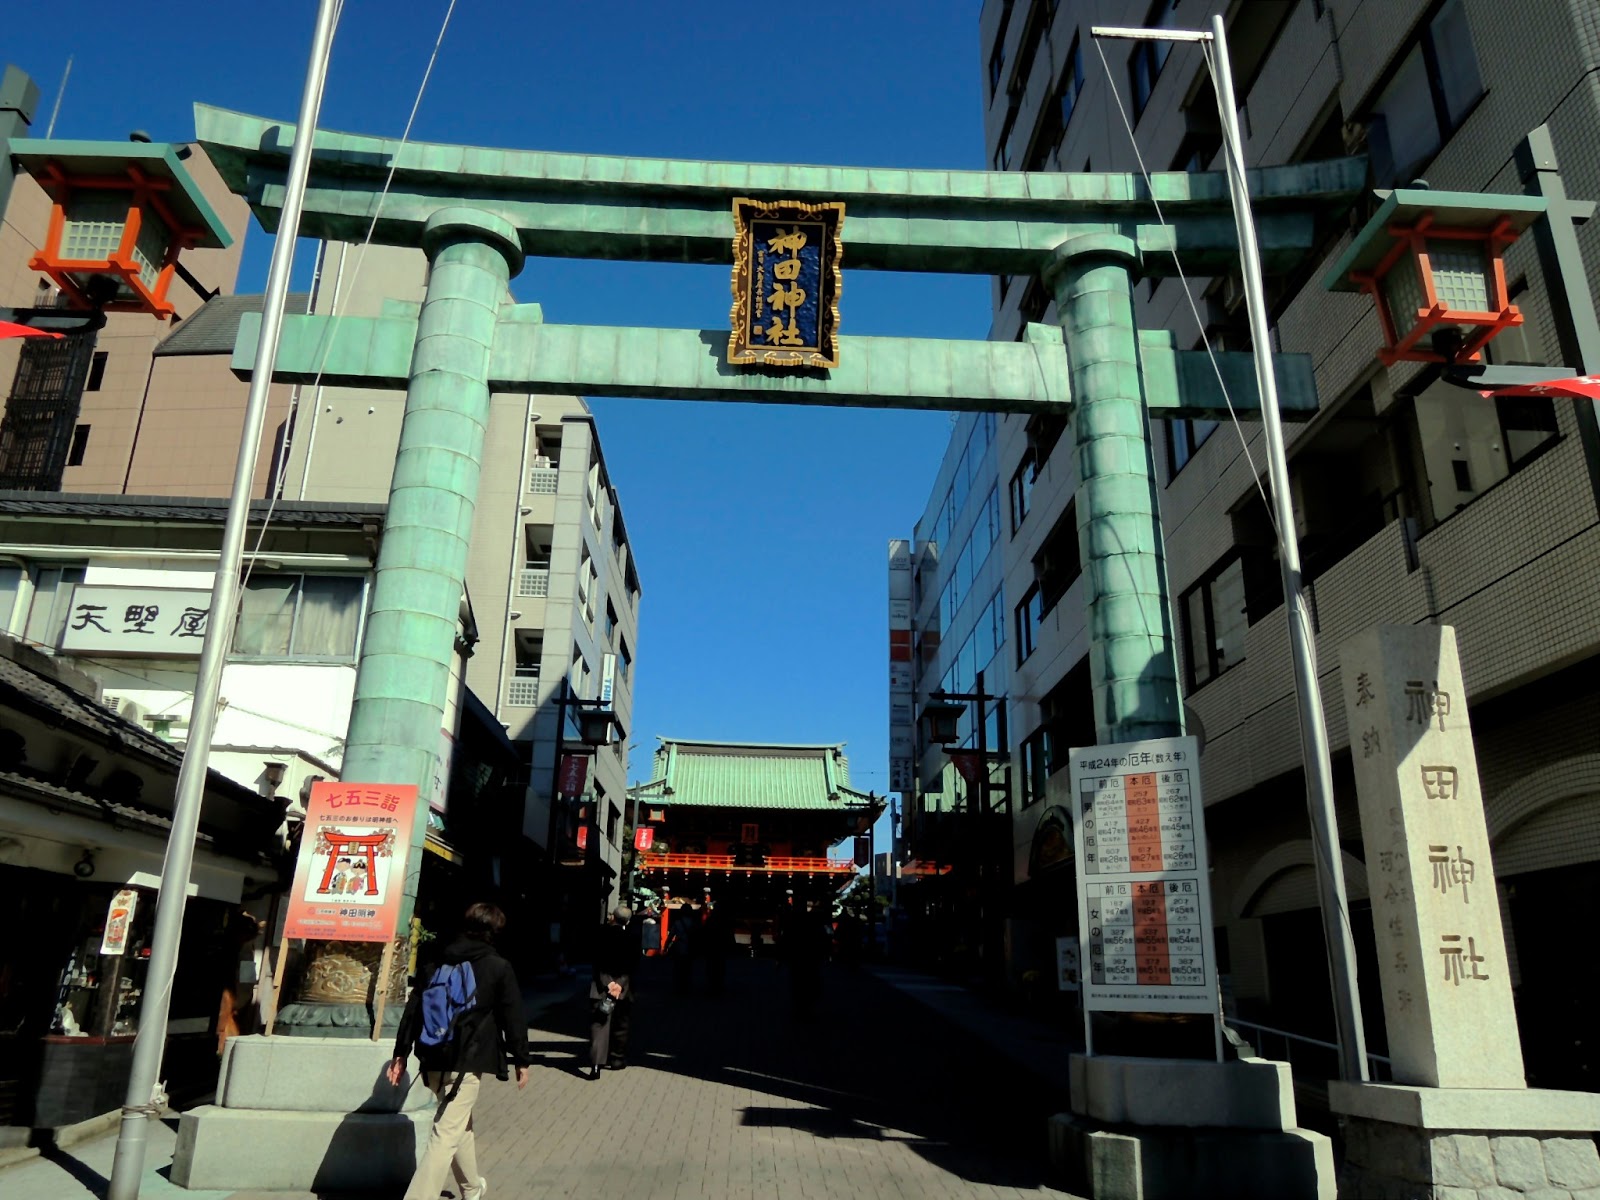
[558,753,589,798]
[284,782,418,942]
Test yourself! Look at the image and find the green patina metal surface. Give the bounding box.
[194,104,1360,276]
[8,138,234,248]
[193,103,1362,870]
[1047,234,1182,744]
[335,208,523,911]
[234,312,1319,419]
[631,740,877,811]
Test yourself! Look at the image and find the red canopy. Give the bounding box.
[0,321,64,340]
[1480,374,1600,400]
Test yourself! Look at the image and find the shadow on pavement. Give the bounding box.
[37,1146,106,1196]
[570,955,1070,1192]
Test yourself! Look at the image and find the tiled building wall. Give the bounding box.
[978,0,1600,1014]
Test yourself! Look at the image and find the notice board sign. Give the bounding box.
[1070,737,1218,1014]
[283,781,417,943]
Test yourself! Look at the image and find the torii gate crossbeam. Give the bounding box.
[193,105,1364,926]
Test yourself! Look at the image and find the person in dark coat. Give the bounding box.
[667,896,699,993]
[388,902,529,1200]
[779,898,830,1018]
[588,905,640,1080]
[701,900,736,995]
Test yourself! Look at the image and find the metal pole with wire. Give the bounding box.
[105,3,342,1194]
[1089,18,1369,1084]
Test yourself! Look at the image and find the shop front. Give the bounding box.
[0,639,282,1137]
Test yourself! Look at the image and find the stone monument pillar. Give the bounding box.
[1333,624,1600,1198]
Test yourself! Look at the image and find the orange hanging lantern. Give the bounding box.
[10,139,232,319]
[1326,189,1546,366]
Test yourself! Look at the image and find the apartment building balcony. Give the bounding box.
[516,567,550,598]
[1185,433,1599,808]
[507,664,541,708]
[527,459,560,495]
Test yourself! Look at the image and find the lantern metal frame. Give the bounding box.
[1325,189,1546,366]
[8,140,232,319]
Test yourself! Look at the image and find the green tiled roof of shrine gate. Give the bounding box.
[630,739,878,811]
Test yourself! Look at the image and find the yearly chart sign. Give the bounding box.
[728,197,843,368]
[283,781,418,943]
[1070,736,1218,1014]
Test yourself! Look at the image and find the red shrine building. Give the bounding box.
[628,739,883,951]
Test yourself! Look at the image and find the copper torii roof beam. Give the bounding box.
[194,104,1365,276]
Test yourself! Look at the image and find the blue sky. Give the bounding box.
[11,1,990,831]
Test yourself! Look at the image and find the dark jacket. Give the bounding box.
[394,935,529,1078]
[593,920,640,988]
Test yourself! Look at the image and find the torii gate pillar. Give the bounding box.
[1047,232,1181,745]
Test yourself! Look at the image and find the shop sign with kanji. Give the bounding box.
[728,197,844,369]
[283,782,419,943]
[58,585,213,657]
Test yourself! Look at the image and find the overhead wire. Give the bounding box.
[1089,33,1280,539]
[241,0,461,591]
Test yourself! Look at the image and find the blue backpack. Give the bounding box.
[417,960,478,1062]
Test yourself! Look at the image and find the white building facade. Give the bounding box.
[970,0,1600,1089]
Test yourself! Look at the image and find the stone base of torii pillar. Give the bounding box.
[1049,1055,1334,1200]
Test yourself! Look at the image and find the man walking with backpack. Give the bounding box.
[387,902,530,1200]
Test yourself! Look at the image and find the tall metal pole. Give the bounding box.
[1208,13,1368,1083]
[1515,125,1600,514]
[106,3,342,1194]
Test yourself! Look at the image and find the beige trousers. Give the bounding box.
[403,1071,482,1200]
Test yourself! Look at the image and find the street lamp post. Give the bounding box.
[543,678,619,958]
[921,670,999,976]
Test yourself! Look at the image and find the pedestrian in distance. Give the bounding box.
[387,902,530,1200]
[779,897,830,1019]
[701,899,735,996]
[588,905,640,1080]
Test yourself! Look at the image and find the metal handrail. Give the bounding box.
[1228,1017,1393,1080]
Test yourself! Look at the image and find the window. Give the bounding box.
[1015,585,1042,666]
[1168,417,1219,479]
[1182,556,1247,690]
[605,599,618,642]
[1368,0,1483,185]
[23,565,84,649]
[86,351,108,392]
[1019,277,1049,326]
[988,0,1013,97]
[1026,409,1068,471]
[1129,0,1178,118]
[67,423,90,467]
[1033,502,1081,614]
[994,111,1016,170]
[618,638,632,684]
[1060,37,1085,129]
[1413,382,1560,520]
[1021,728,1049,808]
[1171,132,1221,173]
[233,575,364,659]
[1497,395,1559,471]
[1009,454,1035,533]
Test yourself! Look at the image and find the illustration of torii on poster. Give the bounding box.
[283,781,419,942]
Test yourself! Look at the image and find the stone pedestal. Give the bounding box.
[1048,1055,1334,1200]
[1332,1082,1600,1200]
[170,1035,432,1192]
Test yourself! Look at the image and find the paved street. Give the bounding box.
[0,958,1078,1199]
